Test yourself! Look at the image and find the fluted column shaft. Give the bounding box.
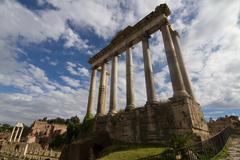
[9,126,16,142]
[18,127,24,142]
[126,47,136,110]
[170,30,195,100]
[97,63,107,116]
[109,56,118,114]
[13,127,19,142]
[142,36,157,104]
[86,69,97,116]
[160,24,188,97]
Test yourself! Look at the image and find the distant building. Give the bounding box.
[208,115,240,134]
[0,132,10,142]
[27,120,67,144]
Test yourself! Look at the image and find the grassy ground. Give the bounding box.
[97,143,166,160]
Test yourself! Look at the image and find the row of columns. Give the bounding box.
[86,22,195,117]
[9,125,24,142]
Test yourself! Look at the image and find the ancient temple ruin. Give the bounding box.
[9,122,24,143]
[85,4,209,144]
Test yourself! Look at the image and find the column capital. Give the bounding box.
[141,33,151,40]
[159,17,170,31]
[124,42,133,48]
[170,29,180,37]
[155,3,171,17]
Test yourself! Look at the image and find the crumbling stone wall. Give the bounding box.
[93,97,209,144]
[208,115,240,135]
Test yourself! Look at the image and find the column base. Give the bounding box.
[145,100,159,106]
[173,90,189,98]
[125,104,135,111]
[95,113,105,117]
[108,110,118,115]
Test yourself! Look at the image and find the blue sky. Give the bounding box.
[0,0,240,125]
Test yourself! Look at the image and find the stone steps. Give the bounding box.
[225,134,240,160]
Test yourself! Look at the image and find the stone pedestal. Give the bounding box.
[93,97,209,144]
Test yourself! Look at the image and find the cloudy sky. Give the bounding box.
[0,0,240,125]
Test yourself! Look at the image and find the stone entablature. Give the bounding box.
[89,4,170,67]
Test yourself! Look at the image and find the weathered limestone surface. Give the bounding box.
[93,97,209,144]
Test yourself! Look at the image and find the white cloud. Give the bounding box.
[60,76,80,88]
[63,28,90,50]
[49,61,58,66]
[66,62,89,77]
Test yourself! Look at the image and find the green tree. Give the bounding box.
[0,124,12,132]
[47,117,66,124]
[170,133,193,159]
[65,116,81,144]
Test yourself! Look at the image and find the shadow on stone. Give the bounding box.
[60,132,112,160]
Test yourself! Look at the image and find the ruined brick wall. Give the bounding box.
[52,124,67,134]
[93,97,209,144]
[31,121,67,136]
[29,121,67,143]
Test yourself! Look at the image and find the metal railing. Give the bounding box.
[139,127,233,160]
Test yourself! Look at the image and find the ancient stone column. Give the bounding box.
[125,47,136,110]
[9,126,16,142]
[23,143,29,156]
[86,69,97,117]
[18,127,24,142]
[170,30,196,100]
[109,56,118,114]
[96,63,107,116]
[142,35,158,104]
[104,71,109,112]
[160,23,188,97]
[13,127,19,142]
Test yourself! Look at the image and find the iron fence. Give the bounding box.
[139,127,233,160]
